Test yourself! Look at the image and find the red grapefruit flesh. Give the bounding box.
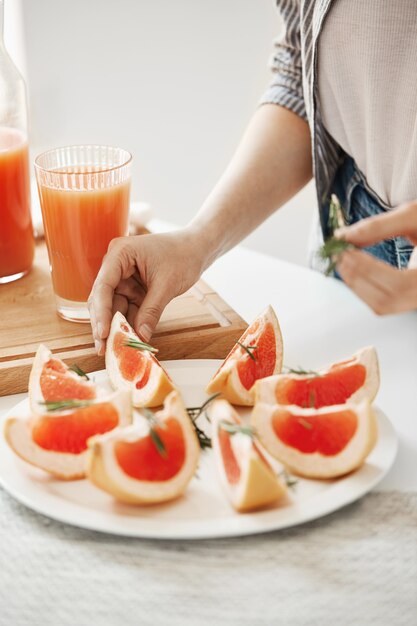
[218,429,241,485]
[206,306,283,406]
[272,408,358,456]
[106,312,175,408]
[275,363,366,408]
[237,322,277,391]
[32,403,119,454]
[115,418,186,481]
[112,331,152,388]
[40,358,96,402]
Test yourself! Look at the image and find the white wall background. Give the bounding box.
[15,0,316,265]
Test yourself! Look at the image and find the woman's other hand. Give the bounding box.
[335,202,417,314]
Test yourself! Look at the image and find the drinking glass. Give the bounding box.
[35,145,131,322]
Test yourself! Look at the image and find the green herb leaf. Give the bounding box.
[319,237,355,276]
[141,408,168,458]
[68,364,90,380]
[284,366,321,377]
[219,421,255,438]
[123,339,159,353]
[236,341,258,362]
[40,399,93,412]
[328,194,345,235]
[280,468,298,490]
[187,393,221,450]
[298,417,313,430]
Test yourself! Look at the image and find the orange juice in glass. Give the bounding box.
[35,145,131,322]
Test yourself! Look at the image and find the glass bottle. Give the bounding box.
[0,0,34,283]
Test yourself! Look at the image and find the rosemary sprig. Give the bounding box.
[40,399,93,412]
[328,194,345,234]
[187,393,221,450]
[298,417,313,430]
[319,237,356,276]
[280,468,298,490]
[219,421,255,438]
[142,408,167,458]
[284,366,321,377]
[236,341,258,362]
[123,339,158,353]
[187,393,221,422]
[68,364,90,380]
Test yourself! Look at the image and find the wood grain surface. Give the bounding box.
[0,242,247,395]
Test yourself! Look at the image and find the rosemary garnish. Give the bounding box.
[320,238,355,276]
[187,393,221,450]
[284,366,321,377]
[40,399,93,412]
[236,341,258,362]
[280,468,298,490]
[142,408,167,458]
[328,194,345,234]
[68,364,90,380]
[123,339,159,353]
[298,417,313,430]
[219,421,255,438]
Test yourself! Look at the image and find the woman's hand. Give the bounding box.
[334,202,417,315]
[88,228,208,355]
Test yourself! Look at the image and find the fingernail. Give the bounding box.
[97,322,105,339]
[139,324,152,342]
[95,339,101,354]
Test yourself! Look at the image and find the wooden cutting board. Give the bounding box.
[0,242,247,396]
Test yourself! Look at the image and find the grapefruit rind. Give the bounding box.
[106,311,175,408]
[254,346,380,407]
[4,390,132,480]
[206,305,283,406]
[210,399,286,512]
[251,399,378,479]
[28,344,98,413]
[86,390,200,504]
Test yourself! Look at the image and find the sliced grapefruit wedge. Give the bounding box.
[206,306,283,406]
[210,399,286,512]
[4,390,132,480]
[255,346,379,408]
[251,400,377,479]
[106,312,175,408]
[86,390,200,504]
[29,344,97,412]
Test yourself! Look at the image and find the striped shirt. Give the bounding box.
[260,0,345,237]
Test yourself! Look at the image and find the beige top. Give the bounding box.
[318,0,417,207]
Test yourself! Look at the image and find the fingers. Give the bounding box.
[337,249,416,314]
[88,238,136,353]
[335,202,417,247]
[132,283,175,342]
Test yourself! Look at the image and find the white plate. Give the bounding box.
[0,359,398,540]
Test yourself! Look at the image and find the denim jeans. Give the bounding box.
[325,155,413,269]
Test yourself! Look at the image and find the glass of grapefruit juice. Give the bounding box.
[35,145,131,322]
[0,127,34,283]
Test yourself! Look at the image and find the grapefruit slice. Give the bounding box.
[4,390,132,480]
[29,344,97,412]
[251,400,377,478]
[86,390,200,504]
[255,346,379,408]
[106,312,175,408]
[206,306,283,406]
[210,399,286,512]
